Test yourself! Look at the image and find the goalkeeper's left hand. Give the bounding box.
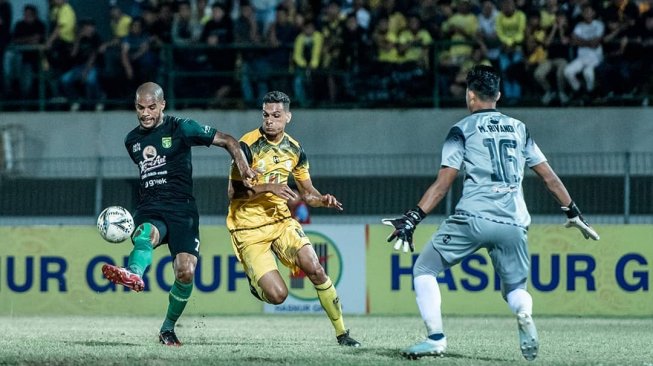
[561,201,600,240]
[381,207,426,253]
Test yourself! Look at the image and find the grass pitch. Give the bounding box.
[1,315,652,365]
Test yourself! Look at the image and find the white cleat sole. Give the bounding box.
[517,313,539,361]
[401,350,445,360]
[401,338,447,360]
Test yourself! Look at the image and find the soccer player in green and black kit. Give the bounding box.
[102,82,256,346]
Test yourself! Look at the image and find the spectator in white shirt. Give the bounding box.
[562,4,603,103]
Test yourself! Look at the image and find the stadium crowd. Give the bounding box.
[1,0,652,110]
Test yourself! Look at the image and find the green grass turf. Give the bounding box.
[1,315,652,365]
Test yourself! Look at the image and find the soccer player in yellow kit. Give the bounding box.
[227,91,361,347]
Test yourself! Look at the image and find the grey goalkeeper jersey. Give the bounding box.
[441,109,547,228]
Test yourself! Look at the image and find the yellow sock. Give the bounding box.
[315,277,346,336]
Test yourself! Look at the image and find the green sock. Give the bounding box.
[161,280,193,332]
[127,224,153,277]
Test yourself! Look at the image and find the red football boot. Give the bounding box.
[101,264,144,292]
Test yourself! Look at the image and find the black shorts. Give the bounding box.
[133,200,200,258]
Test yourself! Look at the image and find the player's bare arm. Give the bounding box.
[531,162,572,206]
[532,161,600,240]
[296,178,343,211]
[416,167,459,214]
[213,131,257,186]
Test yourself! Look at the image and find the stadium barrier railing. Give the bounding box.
[0,152,651,224]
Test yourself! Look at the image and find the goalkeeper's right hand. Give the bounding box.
[561,201,600,240]
[381,207,426,253]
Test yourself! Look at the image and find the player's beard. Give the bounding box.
[139,115,162,130]
[262,124,284,141]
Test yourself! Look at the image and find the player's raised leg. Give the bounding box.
[297,245,361,347]
[102,222,158,292]
[240,241,290,305]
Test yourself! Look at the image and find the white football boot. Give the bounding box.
[517,312,539,361]
[401,336,447,359]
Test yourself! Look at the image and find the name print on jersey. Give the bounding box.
[477,124,516,133]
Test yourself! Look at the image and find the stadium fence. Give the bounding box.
[0,151,651,224]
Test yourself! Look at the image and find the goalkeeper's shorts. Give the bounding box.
[429,213,529,287]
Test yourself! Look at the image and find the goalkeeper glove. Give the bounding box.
[381,207,426,253]
[561,201,600,240]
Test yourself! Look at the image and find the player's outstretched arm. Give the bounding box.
[296,178,343,211]
[213,131,257,186]
[382,167,458,253]
[531,162,600,240]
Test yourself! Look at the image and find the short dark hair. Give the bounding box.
[24,4,37,14]
[466,65,500,101]
[263,91,291,111]
[79,18,95,27]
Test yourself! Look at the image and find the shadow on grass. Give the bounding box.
[65,340,140,347]
[185,340,321,346]
[356,347,513,363]
[184,341,293,346]
[441,352,513,362]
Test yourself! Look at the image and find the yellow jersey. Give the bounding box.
[112,15,132,38]
[227,128,311,231]
[50,3,76,43]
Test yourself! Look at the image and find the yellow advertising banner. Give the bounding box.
[3,225,651,316]
[0,227,261,315]
[367,224,653,316]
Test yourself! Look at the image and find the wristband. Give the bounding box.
[561,201,581,219]
[406,206,427,224]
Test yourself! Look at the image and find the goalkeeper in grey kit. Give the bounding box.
[101,82,257,346]
[382,65,599,361]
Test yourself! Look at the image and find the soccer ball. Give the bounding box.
[97,206,135,243]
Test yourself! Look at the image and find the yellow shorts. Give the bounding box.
[230,218,310,287]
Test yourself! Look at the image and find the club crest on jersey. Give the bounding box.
[132,143,141,153]
[295,228,306,238]
[162,137,172,148]
[143,145,157,160]
[273,156,280,164]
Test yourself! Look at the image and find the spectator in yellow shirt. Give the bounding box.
[442,0,478,66]
[293,20,323,107]
[110,6,132,39]
[398,14,433,69]
[48,0,76,45]
[374,0,407,38]
[372,17,399,64]
[46,0,76,100]
[496,0,526,104]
